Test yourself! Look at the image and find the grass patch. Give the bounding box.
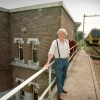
[83,41,92,50]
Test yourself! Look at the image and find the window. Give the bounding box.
[28,82,39,100]
[14,38,24,63]
[32,44,38,63]
[17,80,25,98]
[15,78,25,99]
[20,90,25,98]
[27,38,39,66]
[18,43,23,60]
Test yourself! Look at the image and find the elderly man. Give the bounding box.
[44,28,70,100]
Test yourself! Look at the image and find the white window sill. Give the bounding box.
[28,60,39,67]
[15,58,24,64]
[10,60,40,70]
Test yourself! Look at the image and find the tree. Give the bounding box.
[76,31,83,41]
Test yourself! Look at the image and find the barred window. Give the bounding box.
[32,44,38,63]
[18,43,23,60]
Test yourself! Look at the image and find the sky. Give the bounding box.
[0,0,100,34]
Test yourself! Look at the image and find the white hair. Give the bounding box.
[57,28,68,36]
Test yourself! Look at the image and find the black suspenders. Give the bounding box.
[56,39,67,58]
[56,40,60,58]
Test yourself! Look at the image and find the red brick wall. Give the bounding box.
[10,7,75,67]
[10,7,61,66]
[0,11,13,92]
[0,5,75,95]
[61,7,75,40]
[12,66,55,96]
[9,6,75,96]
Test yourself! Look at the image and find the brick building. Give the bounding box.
[0,8,13,94]
[0,1,80,99]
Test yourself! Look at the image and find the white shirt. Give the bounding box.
[48,38,70,58]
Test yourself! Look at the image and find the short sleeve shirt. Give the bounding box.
[48,38,70,58]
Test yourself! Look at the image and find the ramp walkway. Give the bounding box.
[52,49,100,100]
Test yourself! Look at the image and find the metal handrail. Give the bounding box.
[39,77,56,100]
[0,69,46,100]
[69,44,78,60]
[0,61,54,100]
[0,44,79,100]
[70,44,77,50]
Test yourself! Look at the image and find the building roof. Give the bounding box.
[0,1,75,23]
[0,7,8,12]
[75,22,81,30]
[0,1,81,27]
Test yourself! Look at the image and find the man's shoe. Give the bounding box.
[62,89,68,94]
[58,94,63,100]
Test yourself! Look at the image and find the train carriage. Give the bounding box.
[86,28,100,45]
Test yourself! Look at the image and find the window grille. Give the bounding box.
[18,43,23,60]
[32,44,38,63]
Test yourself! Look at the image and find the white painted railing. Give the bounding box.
[0,44,79,100]
[69,44,77,61]
[0,61,55,100]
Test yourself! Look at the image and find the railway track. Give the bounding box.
[85,43,100,92]
[93,46,100,54]
[90,46,100,60]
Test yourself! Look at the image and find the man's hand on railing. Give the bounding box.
[43,63,50,69]
[68,56,70,62]
[43,54,52,69]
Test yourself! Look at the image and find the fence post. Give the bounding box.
[48,66,51,99]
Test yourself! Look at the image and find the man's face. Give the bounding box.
[58,31,66,39]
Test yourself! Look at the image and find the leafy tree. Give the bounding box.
[75,31,83,41]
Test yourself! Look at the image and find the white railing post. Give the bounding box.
[38,78,56,100]
[48,66,51,100]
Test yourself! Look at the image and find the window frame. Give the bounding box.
[27,38,39,66]
[14,38,24,63]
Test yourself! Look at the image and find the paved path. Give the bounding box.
[63,49,99,100]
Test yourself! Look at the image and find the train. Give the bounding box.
[86,28,100,45]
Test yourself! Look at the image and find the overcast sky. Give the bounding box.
[0,0,100,34]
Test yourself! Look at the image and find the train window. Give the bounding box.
[90,29,100,38]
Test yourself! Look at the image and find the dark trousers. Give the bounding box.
[54,58,69,94]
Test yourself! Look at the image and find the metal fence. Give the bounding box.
[0,44,79,100]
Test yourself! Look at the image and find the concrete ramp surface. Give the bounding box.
[63,50,99,100]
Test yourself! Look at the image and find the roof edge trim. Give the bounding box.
[0,7,8,12]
